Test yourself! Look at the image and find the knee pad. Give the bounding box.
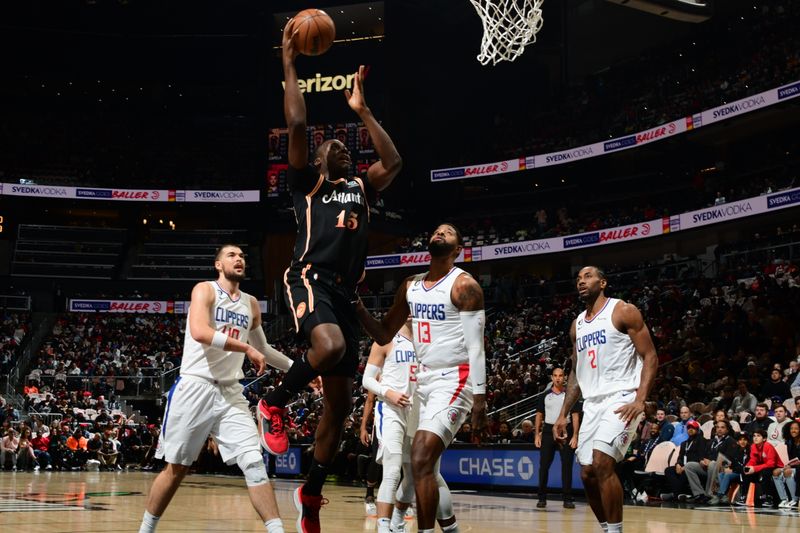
[237,450,269,487]
[377,453,403,504]
[396,461,415,504]
[436,473,454,521]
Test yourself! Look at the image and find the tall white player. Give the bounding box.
[362,320,459,533]
[139,245,294,533]
[356,223,488,533]
[553,266,658,533]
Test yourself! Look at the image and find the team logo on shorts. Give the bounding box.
[615,430,630,448]
[446,408,459,425]
[296,302,307,318]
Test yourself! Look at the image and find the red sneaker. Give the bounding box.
[294,485,327,533]
[257,399,288,455]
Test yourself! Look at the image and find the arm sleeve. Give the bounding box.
[459,310,486,395]
[248,327,294,373]
[362,364,387,399]
[535,392,545,415]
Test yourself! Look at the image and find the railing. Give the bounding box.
[25,373,163,397]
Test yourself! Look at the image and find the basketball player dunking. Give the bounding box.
[356,223,488,533]
[138,245,294,533]
[362,320,460,533]
[258,20,402,533]
[553,267,658,533]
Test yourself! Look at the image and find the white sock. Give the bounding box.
[419,529,435,533]
[377,517,391,533]
[442,522,460,533]
[607,522,622,533]
[600,522,609,532]
[139,511,160,533]
[391,507,407,527]
[264,518,284,533]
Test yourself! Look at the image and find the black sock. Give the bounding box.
[304,460,329,496]
[265,354,319,408]
[366,484,375,499]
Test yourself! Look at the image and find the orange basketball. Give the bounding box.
[292,9,336,56]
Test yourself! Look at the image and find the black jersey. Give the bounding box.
[288,164,374,289]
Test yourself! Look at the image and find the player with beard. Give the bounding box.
[355,223,487,533]
[258,20,402,533]
[139,245,294,533]
[553,266,658,533]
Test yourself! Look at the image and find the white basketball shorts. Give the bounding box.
[375,395,420,464]
[576,389,643,466]
[155,375,261,466]
[415,364,473,446]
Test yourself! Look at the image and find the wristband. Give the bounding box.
[211,331,228,349]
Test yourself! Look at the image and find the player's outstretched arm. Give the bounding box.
[363,340,410,408]
[345,65,402,191]
[188,283,267,373]
[452,274,488,443]
[613,302,658,423]
[354,277,413,345]
[248,296,294,373]
[554,320,582,444]
[282,19,308,169]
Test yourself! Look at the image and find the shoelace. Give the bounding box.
[269,412,284,434]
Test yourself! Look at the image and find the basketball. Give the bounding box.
[292,9,335,56]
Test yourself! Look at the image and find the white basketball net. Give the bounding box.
[470,0,544,66]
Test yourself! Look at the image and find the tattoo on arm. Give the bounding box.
[454,276,484,311]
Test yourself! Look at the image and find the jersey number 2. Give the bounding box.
[335,210,359,230]
[417,322,431,344]
[588,348,597,369]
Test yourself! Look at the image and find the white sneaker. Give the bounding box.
[390,522,406,533]
[637,492,649,503]
[404,507,415,519]
[34,465,40,471]
[778,499,790,508]
[365,501,377,516]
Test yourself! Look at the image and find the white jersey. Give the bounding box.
[380,332,417,397]
[181,281,253,383]
[406,267,468,369]
[575,298,642,400]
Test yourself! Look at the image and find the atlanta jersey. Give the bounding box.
[380,332,418,397]
[575,298,642,400]
[181,281,252,383]
[288,165,373,290]
[406,267,469,369]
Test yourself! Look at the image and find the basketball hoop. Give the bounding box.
[469,0,544,66]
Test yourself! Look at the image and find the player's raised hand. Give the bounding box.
[345,65,369,114]
[552,415,569,445]
[385,389,410,408]
[281,18,300,61]
[614,399,645,424]
[245,346,267,376]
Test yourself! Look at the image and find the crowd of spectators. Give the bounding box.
[485,0,800,162]
[1,311,31,375]
[1,392,162,472]
[28,313,185,397]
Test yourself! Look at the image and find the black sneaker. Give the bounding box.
[536,500,547,508]
[563,500,575,509]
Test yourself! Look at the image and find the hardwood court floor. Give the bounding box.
[1,471,798,532]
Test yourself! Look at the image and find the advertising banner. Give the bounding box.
[273,447,302,475]
[430,80,800,181]
[0,184,259,203]
[69,299,171,313]
[440,447,583,489]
